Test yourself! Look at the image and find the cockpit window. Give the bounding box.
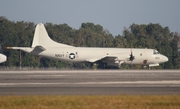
[153,50,160,55]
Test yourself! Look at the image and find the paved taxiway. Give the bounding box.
[0,70,180,95]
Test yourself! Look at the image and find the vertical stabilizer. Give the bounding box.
[31,23,73,48]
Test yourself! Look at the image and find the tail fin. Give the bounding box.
[31,23,73,48]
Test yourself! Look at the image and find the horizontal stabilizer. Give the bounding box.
[5,47,33,53]
[5,47,13,49]
[6,47,26,50]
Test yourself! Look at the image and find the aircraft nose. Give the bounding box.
[0,54,7,63]
[162,55,168,62]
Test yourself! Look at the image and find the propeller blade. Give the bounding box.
[129,49,135,61]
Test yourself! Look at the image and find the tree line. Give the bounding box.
[0,16,180,69]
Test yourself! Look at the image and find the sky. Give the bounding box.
[0,0,180,36]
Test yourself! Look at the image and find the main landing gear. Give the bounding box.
[142,65,152,70]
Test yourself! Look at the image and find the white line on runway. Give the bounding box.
[0,80,180,86]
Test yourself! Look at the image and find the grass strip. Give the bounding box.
[0,95,180,109]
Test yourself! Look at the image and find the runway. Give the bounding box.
[0,70,180,95]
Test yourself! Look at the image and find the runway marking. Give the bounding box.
[1,80,180,86]
[27,75,66,77]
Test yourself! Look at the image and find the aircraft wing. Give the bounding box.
[86,52,129,65]
[86,55,118,63]
[86,55,107,63]
[101,56,118,62]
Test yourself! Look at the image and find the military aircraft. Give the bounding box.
[6,23,168,68]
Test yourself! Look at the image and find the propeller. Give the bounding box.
[129,49,135,69]
[129,49,135,61]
